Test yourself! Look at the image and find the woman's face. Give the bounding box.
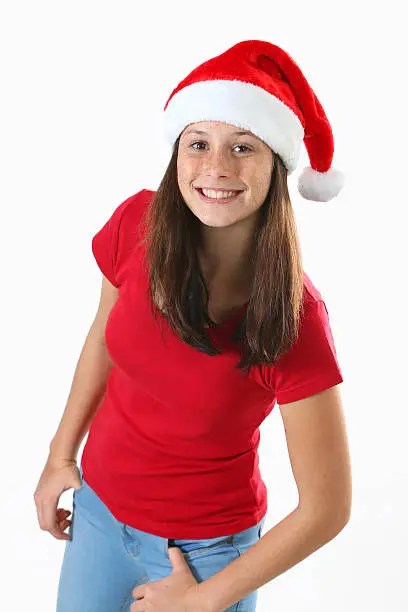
[177,121,273,229]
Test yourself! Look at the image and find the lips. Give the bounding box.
[194,187,243,203]
[195,187,242,193]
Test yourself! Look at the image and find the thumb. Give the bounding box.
[69,466,83,491]
[70,473,83,491]
[168,546,191,571]
[73,478,83,491]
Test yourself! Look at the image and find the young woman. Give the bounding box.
[34,40,351,612]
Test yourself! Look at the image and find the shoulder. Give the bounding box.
[114,188,156,265]
[116,188,156,229]
[91,189,156,287]
[106,188,156,250]
[302,270,325,307]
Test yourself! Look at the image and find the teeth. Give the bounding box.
[201,188,239,199]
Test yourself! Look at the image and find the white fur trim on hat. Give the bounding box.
[162,79,304,174]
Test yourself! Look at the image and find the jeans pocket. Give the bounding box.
[258,516,266,540]
[74,464,86,493]
[258,516,266,539]
[232,517,265,557]
[73,476,86,498]
[170,534,235,561]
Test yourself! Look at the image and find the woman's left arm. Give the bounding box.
[196,384,352,612]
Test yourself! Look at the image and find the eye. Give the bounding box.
[190,141,252,153]
[234,144,251,153]
[190,141,206,151]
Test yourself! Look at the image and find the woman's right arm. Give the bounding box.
[48,275,118,463]
[34,276,119,540]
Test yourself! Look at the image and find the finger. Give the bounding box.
[39,501,70,540]
[59,519,72,531]
[35,500,69,540]
[56,507,71,515]
[57,509,71,519]
[56,509,70,518]
[50,526,71,540]
[52,524,71,539]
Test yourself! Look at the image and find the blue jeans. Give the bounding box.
[56,464,266,611]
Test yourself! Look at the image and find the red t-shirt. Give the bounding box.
[81,189,344,538]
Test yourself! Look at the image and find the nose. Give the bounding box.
[202,148,236,178]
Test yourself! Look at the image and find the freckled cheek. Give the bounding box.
[180,163,201,186]
[250,169,269,192]
[177,160,191,181]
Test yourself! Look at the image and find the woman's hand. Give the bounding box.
[33,456,82,540]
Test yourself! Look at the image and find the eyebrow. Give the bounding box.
[183,129,256,138]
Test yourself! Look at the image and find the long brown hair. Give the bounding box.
[137,135,305,377]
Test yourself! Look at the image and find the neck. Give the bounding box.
[198,219,257,287]
[198,248,254,294]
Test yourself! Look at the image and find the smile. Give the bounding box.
[194,187,243,203]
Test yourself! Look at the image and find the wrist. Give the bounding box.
[48,449,77,466]
[49,439,78,464]
[194,582,218,612]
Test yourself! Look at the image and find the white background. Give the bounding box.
[2,1,407,610]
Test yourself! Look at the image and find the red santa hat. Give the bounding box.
[162,40,345,202]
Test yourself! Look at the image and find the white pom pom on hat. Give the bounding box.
[162,40,345,203]
[298,167,345,202]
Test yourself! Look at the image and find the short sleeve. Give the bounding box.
[271,299,344,405]
[91,190,150,288]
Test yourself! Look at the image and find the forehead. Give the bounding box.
[181,121,260,140]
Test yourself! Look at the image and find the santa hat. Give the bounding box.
[162,40,344,202]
